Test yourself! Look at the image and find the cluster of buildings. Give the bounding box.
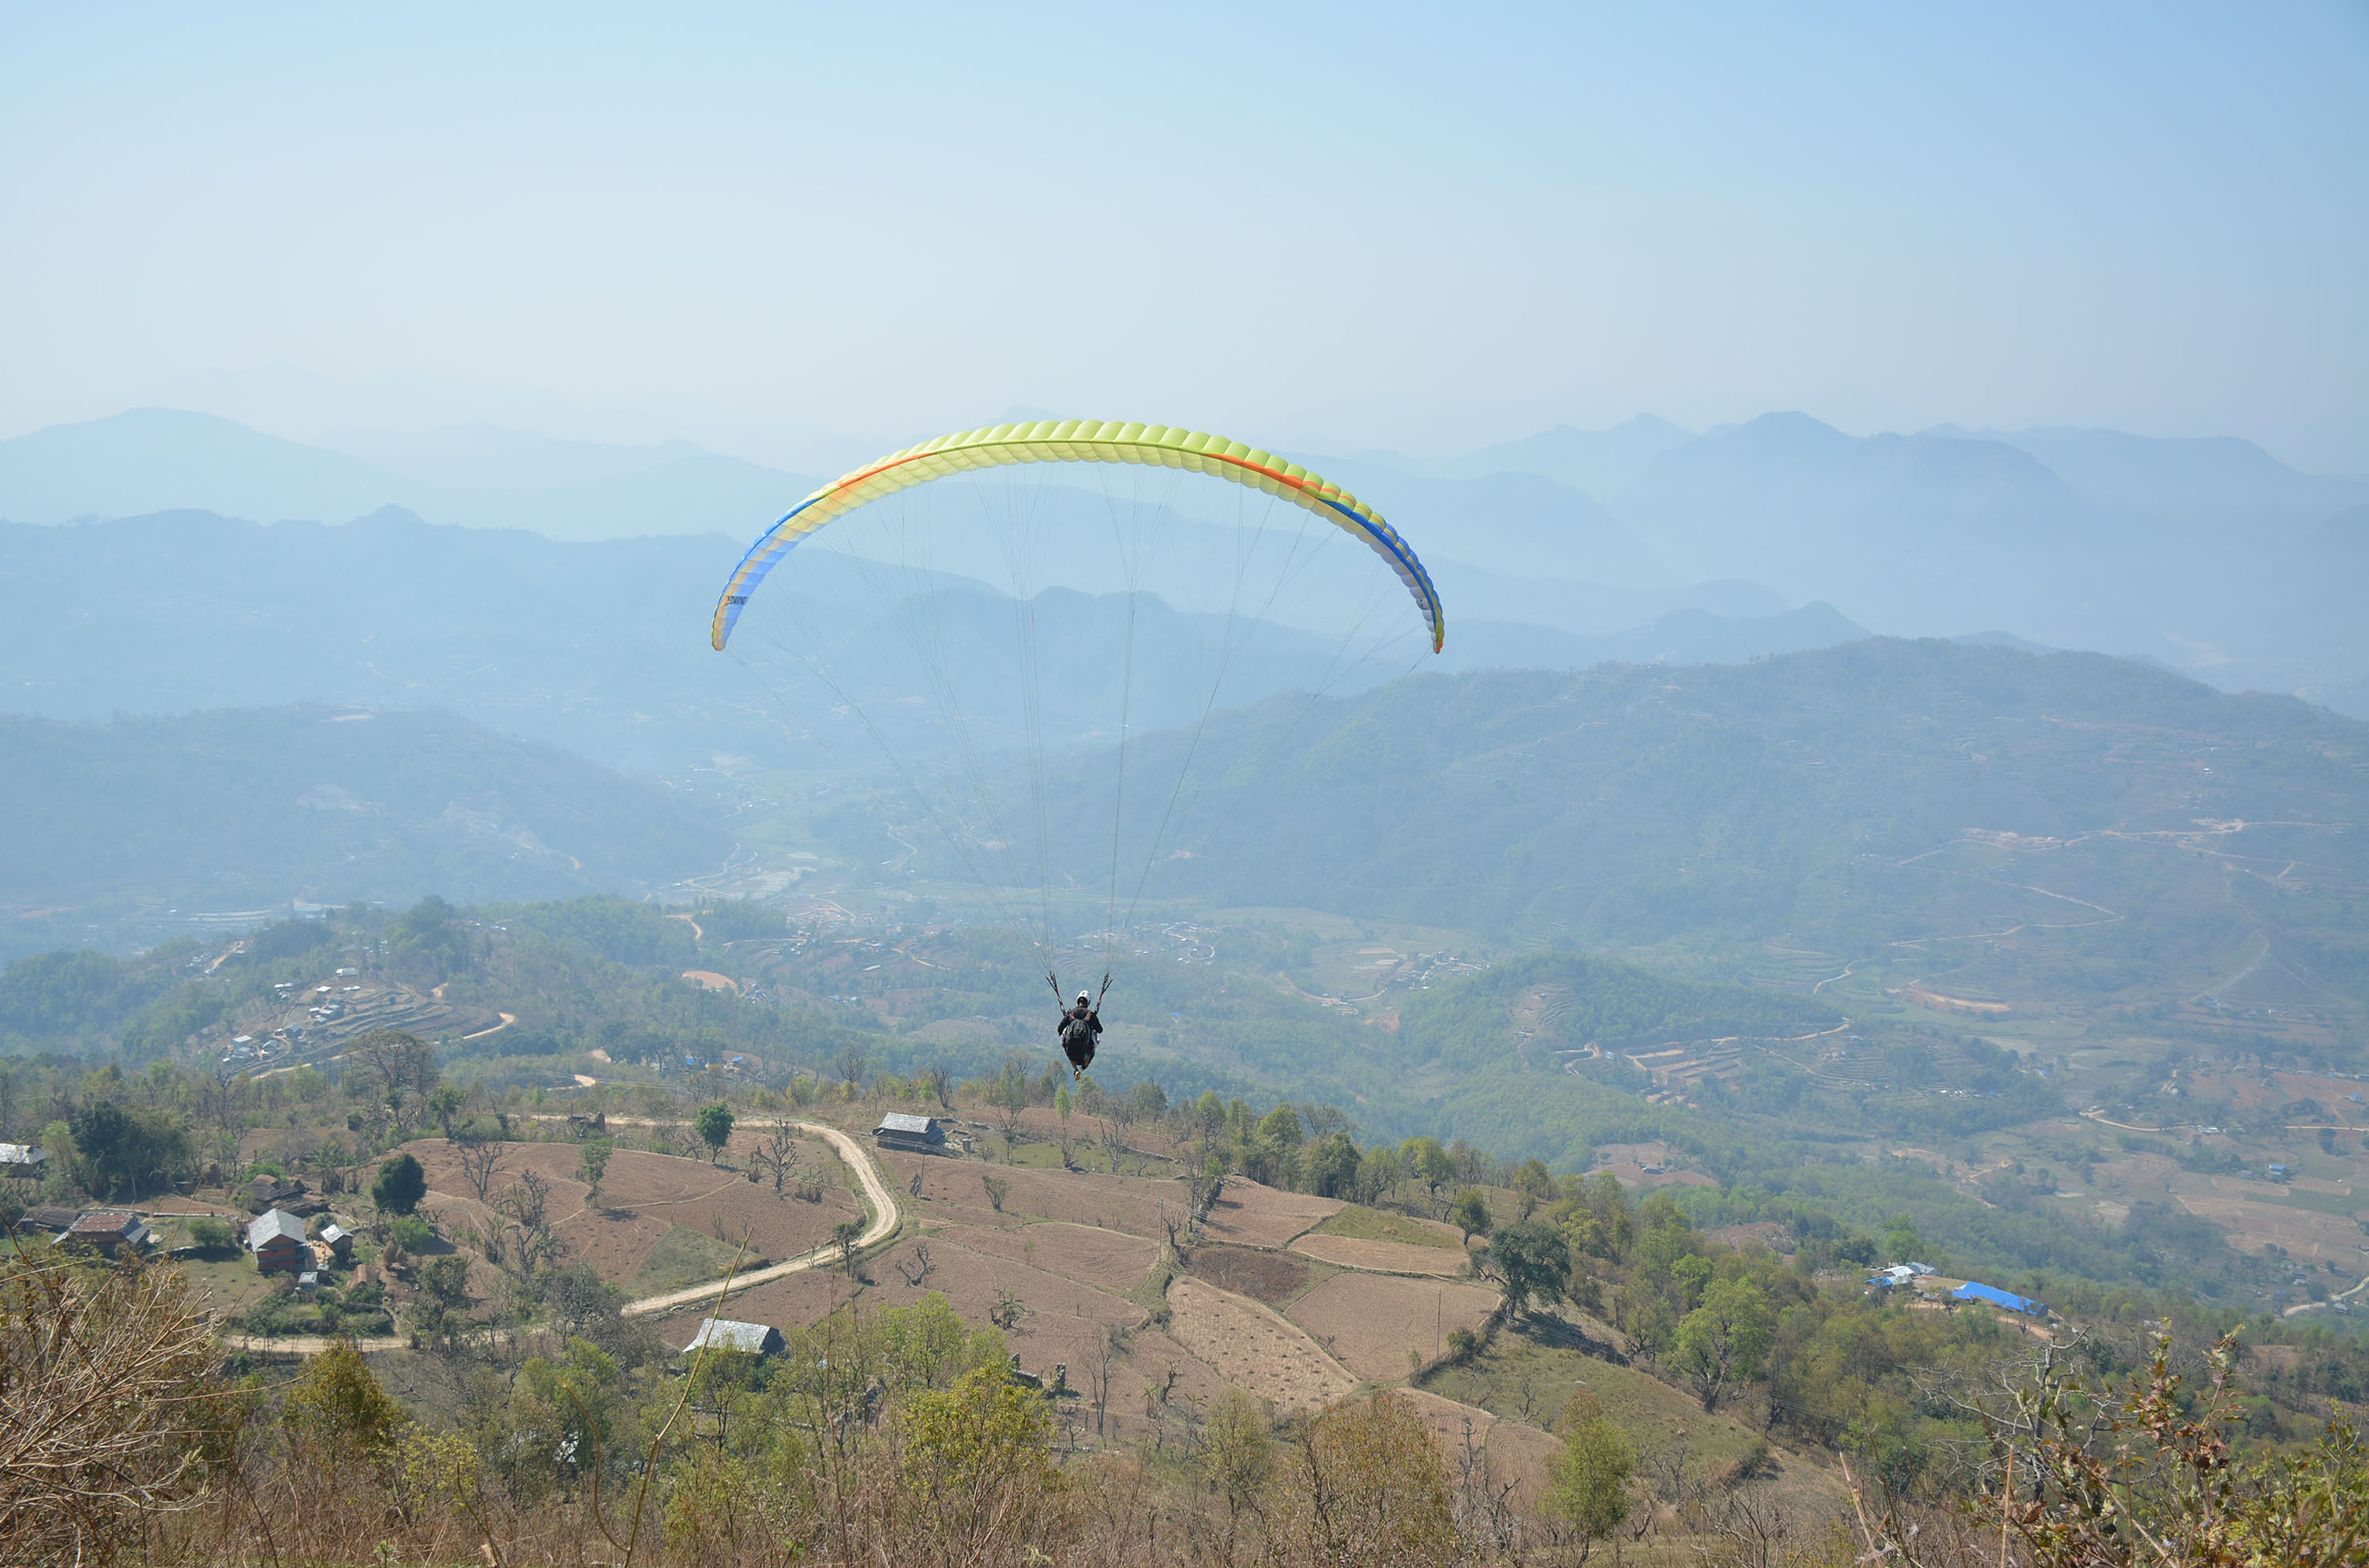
[246,1206,354,1286]
[1864,1260,2048,1318]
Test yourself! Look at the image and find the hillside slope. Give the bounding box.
[1012,640,2369,1022]
[0,706,730,955]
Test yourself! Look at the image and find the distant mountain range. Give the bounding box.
[0,508,1882,775]
[0,407,813,542]
[0,705,731,960]
[6,405,2367,718]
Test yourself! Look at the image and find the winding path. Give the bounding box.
[620,1120,901,1319]
[220,1119,901,1355]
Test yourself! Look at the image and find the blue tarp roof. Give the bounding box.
[1953,1281,2046,1315]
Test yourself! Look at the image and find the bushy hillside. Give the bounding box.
[1016,639,2369,1026]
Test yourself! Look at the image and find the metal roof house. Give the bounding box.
[0,1142,47,1179]
[873,1112,948,1153]
[64,1211,152,1257]
[1952,1281,2048,1317]
[680,1319,786,1358]
[247,1208,310,1272]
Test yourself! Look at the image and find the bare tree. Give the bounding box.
[832,1041,869,1092]
[456,1138,506,1202]
[1085,1325,1122,1437]
[895,1241,937,1289]
[0,1254,222,1562]
[750,1122,803,1195]
[921,1062,952,1110]
[498,1169,560,1270]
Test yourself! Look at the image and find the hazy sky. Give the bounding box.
[5,3,2364,469]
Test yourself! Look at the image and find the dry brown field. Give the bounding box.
[1285,1274,1499,1382]
[881,1149,1184,1237]
[952,1221,1161,1293]
[400,1138,858,1286]
[1290,1232,1470,1277]
[1166,1277,1356,1411]
[1198,1178,1342,1247]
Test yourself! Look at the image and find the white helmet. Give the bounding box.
[1077,992,1091,1003]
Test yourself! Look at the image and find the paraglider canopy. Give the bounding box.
[709,419,1445,656]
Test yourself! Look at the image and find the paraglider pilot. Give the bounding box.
[1059,990,1102,1080]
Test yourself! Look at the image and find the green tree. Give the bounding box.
[1671,1277,1774,1412]
[415,1254,475,1341]
[693,1102,735,1164]
[1276,1391,1457,1568]
[1202,1386,1275,1522]
[1485,1218,1571,1319]
[1511,1157,1555,1217]
[1450,1187,1494,1244]
[371,1151,426,1217]
[389,895,475,986]
[1881,1215,1923,1264]
[902,1365,1062,1552]
[1256,1104,1305,1149]
[1544,1401,1634,1556]
[287,1337,407,1458]
[576,1137,613,1201]
[66,1097,189,1201]
[1305,1131,1363,1199]
[426,1084,466,1142]
[1404,1136,1456,1202]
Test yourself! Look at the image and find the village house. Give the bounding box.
[0,1142,47,1180]
[872,1112,948,1153]
[63,1211,152,1257]
[247,1208,309,1272]
[242,1174,308,1211]
[680,1319,786,1358]
[319,1223,355,1262]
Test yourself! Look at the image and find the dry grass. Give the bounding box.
[1198,1179,1342,1249]
[1166,1278,1354,1412]
[1292,1232,1474,1277]
[401,1137,858,1287]
[1286,1274,1499,1382]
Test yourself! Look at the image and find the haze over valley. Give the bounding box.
[5,8,2367,1566]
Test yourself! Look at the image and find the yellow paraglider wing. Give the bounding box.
[708,419,1444,653]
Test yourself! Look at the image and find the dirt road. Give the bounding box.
[620,1120,901,1319]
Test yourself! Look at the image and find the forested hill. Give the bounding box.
[1025,638,2369,1017]
[0,707,728,957]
